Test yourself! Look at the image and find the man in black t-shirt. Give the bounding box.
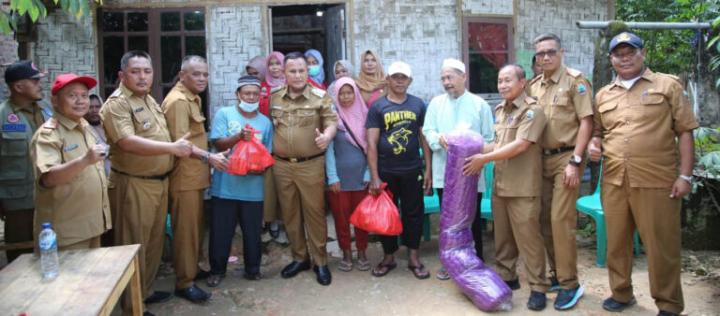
[366,61,432,280]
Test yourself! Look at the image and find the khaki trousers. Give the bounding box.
[60,236,102,250]
[110,173,168,311]
[540,151,583,289]
[603,174,684,313]
[263,168,280,222]
[273,157,328,265]
[493,194,549,292]
[170,189,204,290]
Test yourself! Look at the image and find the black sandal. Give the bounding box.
[371,262,397,277]
[408,264,430,280]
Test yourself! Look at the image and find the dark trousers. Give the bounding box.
[4,208,34,262]
[437,189,484,260]
[379,170,425,254]
[209,198,263,275]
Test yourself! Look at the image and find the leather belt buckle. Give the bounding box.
[290,157,298,163]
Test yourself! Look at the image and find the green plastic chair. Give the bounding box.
[576,163,641,267]
[422,190,441,241]
[479,162,494,220]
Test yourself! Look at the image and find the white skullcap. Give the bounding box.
[442,58,466,74]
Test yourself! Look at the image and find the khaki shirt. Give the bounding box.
[31,113,111,246]
[594,68,698,188]
[100,83,174,177]
[270,84,337,158]
[529,65,594,149]
[493,94,547,197]
[162,82,210,192]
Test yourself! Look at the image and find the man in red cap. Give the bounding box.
[0,60,51,262]
[31,73,111,249]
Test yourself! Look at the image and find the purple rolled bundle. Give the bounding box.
[439,130,512,312]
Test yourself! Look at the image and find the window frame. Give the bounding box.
[462,16,514,99]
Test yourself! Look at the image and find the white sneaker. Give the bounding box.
[274,230,289,245]
[261,231,272,243]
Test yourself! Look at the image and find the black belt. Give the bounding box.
[273,153,324,163]
[543,146,574,156]
[111,168,170,181]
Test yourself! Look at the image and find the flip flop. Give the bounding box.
[371,262,397,277]
[338,260,353,272]
[356,259,371,271]
[408,263,430,280]
[436,267,451,280]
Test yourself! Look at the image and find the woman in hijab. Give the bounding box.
[355,50,386,107]
[246,55,267,82]
[304,49,326,89]
[327,60,355,98]
[324,77,370,272]
[259,51,285,117]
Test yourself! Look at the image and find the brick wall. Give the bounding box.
[33,10,97,96]
[517,0,609,78]
[206,5,264,119]
[352,0,460,102]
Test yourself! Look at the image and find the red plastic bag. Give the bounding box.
[350,184,403,235]
[227,124,274,176]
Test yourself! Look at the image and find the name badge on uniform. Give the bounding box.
[2,123,26,132]
[64,144,79,152]
[143,121,152,130]
[134,107,145,113]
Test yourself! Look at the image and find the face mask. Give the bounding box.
[238,100,259,113]
[308,65,321,77]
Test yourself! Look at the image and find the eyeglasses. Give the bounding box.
[535,49,558,59]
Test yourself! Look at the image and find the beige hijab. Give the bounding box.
[356,50,386,103]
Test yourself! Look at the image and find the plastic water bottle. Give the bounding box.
[39,222,59,281]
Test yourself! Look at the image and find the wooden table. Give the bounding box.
[0,244,143,316]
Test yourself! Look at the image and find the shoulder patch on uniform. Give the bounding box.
[577,83,588,96]
[311,87,326,98]
[526,110,535,120]
[566,67,582,78]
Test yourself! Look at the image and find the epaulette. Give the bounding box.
[270,85,284,94]
[311,87,326,98]
[665,74,683,85]
[525,96,537,105]
[566,67,582,78]
[529,75,542,85]
[40,118,58,134]
[494,103,504,111]
[108,88,122,99]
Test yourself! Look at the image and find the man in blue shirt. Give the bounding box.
[206,75,272,287]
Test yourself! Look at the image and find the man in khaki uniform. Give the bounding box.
[32,74,110,250]
[464,64,549,311]
[528,33,594,310]
[589,32,696,316]
[0,60,50,262]
[270,52,337,286]
[100,50,192,313]
[162,55,228,303]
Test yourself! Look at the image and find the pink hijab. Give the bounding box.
[332,77,368,153]
[265,51,286,88]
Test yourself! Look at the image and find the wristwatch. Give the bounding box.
[679,174,693,184]
[568,154,582,167]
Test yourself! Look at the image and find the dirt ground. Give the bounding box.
[2,214,718,315]
[134,214,720,316]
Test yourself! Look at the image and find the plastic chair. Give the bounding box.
[576,163,641,268]
[422,190,441,241]
[479,162,494,220]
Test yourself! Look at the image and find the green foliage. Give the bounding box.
[709,16,720,89]
[695,127,720,178]
[617,0,720,76]
[0,0,101,36]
